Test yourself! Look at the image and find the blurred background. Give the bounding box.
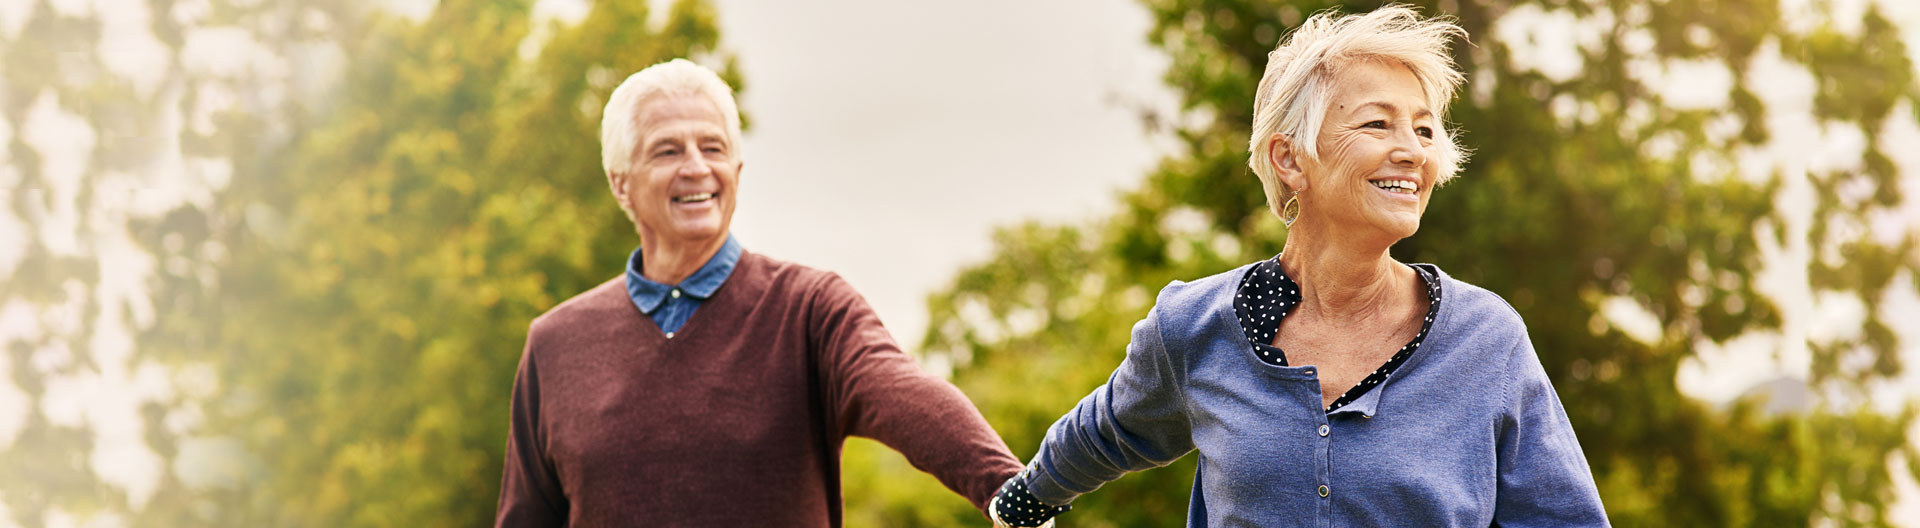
[3,0,1918,525]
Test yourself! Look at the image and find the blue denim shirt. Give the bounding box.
[1022,263,1608,527]
[624,234,742,336]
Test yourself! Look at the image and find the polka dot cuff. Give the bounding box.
[1234,256,1443,413]
[991,469,1070,527]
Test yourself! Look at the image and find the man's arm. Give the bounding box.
[807,274,1023,516]
[495,334,568,527]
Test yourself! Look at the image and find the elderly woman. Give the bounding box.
[987,6,1607,527]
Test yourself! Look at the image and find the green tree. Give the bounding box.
[880,0,1920,526]
[0,0,368,524]
[125,0,741,525]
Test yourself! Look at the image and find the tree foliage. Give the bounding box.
[0,0,369,523]
[125,0,741,525]
[887,0,1920,526]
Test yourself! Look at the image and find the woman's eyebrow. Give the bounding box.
[1354,100,1434,120]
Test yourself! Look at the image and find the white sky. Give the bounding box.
[709,0,1176,351]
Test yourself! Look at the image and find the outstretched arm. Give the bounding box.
[808,274,1023,516]
[995,304,1195,526]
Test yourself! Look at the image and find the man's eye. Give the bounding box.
[1416,126,1434,138]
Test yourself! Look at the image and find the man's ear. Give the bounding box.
[1267,132,1307,192]
[608,170,630,204]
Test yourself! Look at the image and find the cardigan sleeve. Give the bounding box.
[1492,335,1610,526]
[808,273,1024,516]
[1021,303,1195,506]
[495,329,569,527]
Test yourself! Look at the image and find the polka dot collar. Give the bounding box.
[1233,256,1443,413]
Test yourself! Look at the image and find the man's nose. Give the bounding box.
[676,151,714,177]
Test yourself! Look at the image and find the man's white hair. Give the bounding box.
[600,58,744,177]
[1247,4,1469,222]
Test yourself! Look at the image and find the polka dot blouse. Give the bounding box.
[1235,255,1442,413]
[992,257,1444,525]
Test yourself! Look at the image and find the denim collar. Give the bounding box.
[624,234,742,314]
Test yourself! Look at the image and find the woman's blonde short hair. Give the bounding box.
[1247,5,1469,223]
[600,59,744,177]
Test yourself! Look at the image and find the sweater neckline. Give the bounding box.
[630,251,760,345]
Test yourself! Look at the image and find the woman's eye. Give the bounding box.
[1416,126,1434,138]
[1363,120,1388,129]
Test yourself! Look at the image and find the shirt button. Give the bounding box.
[664,332,675,339]
[1318,485,1330,498]
[1318,424,1330,437]
[670,289,682,299]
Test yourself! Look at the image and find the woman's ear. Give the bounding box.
[1268,132,1307,192]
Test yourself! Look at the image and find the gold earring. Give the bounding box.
[1281,194,1301,227]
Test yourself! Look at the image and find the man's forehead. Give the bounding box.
[638,94,724,122]
[637,96,729,139]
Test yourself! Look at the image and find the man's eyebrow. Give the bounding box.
[645,137,681,152]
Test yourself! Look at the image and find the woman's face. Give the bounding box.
[1297,60,1441,242]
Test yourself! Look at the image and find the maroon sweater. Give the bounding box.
[496,251,1022,526]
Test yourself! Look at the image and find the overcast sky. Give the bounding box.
[707,0,1177,352]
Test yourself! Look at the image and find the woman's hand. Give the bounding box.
[989,470,1069,527]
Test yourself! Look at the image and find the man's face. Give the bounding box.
[614,94,741,251]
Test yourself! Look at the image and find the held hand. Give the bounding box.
[989,471,1069,528]
[989,495,1055,528]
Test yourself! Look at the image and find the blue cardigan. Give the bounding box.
[1024,263,1609,527]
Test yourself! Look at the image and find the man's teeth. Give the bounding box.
[672,193,715,203]
[1370,180,1418,194]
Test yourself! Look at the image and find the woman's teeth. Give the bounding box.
[1370,180,1418,194]
[672,193,715,203]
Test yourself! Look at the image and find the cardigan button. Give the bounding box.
[1318,424,1329,437]
[1318,485,1330,498]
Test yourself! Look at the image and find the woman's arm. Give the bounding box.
[996,304,1196,525]
[1493,336,1610,526]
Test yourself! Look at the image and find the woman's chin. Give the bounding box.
[1367,212,1423,241]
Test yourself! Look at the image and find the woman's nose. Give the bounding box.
[1389,128,1428,168]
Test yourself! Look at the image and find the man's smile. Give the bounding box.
[671,192,717,204]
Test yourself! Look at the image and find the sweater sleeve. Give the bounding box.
[808,274,1024,516]
[1493,335,1610,527]
[1022,303,1194,506]
[495,330,569,527]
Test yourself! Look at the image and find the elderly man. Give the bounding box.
[495,58,1023,526]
